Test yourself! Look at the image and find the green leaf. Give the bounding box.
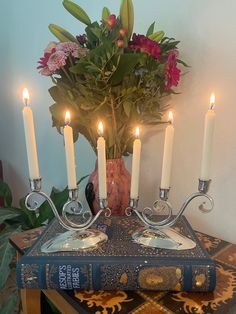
[0,290,19,314]
[0,226,21,289]
[123,101,132,117]
[148,31,165,42]
[48,24,76,42]
[0,208,21,224]
[102,7,110,21]
[0,242,15,289]
[177,59,190,67]
[63,0,91,25]
[0,180,12,207]
[146,22,155,37]
[120,0,134,40]
[110,53,142,85]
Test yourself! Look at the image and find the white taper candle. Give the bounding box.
[200,93,216,181]
[97,122,107,199]
[22,88,40,180]
[160,111,175,189]
[64,111,77,189]
[130,127,142,199]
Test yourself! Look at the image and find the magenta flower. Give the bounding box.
[37,47,56,76]
[76,34,87,46]
[165,50,181,89]
[129,34,161,60]
[47,51,67,72]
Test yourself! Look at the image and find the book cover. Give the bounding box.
[16,215,216,291]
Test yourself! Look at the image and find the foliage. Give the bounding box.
[0,176,88,314]
[38,0,187,159]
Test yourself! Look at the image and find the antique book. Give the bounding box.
[16,215,216,291]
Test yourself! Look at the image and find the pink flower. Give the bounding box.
[44,42,57,53]
[57,42,79,58]
[39,67,53,76]
[56,42,88,58]
[47,51,67,72]
[165,50,181,89]
[129,34,161,60]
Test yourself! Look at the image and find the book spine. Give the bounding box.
[16,258,216,291]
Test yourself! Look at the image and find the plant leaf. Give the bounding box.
[177,59,190,67]
[148,31,165,42]
[63,0,91,25]
[0,180,12,207]
[102,7,110,21]
[0,208,21,224]
[146,22,155,37]
[120,0,134,40]
[123,101,132,117]
[0,226,21,289]
[0,290,19,314]
[110,53,142,85]
[48,24,76,42]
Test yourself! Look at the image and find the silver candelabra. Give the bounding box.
[25,176,214,251]
[125,179,214,250]
[25,178,111,252]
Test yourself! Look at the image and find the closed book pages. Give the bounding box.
[16,216,216,292]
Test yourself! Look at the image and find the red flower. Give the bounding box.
[165,50,181,89]
[128,34,161,60]
[107,14,116,28]
[119,28,126,37]
[117,40,124,47]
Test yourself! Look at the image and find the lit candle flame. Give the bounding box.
[98,121,104,136]
[22,88,29,105]
[210,93,215,110]
[168,111,174,124]
[65,111,71,125]
[135,126,140,138]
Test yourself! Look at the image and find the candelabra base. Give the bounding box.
[41,229,108,253]
[132,227,196,250]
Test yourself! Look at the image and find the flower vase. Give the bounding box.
[85,158,131,216]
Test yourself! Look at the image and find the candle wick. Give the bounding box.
[24,99,28,106]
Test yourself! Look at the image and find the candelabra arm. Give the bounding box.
[25,180,111,232]
[126,180,214,230]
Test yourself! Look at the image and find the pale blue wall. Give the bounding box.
[1,0,236,242]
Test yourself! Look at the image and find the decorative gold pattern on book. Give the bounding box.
[100,264,184,290]
[21,264,39,288]
[172,265,236,313]
[192,265,211,291]
[138,266,183,290]
[74,290,133,314]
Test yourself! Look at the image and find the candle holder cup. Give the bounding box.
[125,179,214,250]
[25,178,111,252]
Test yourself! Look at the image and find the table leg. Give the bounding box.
[20,289,41,314]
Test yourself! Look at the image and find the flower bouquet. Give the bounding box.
[38,0,186,159]
[38,0,186,214]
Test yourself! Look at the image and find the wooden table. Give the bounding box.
[10,227,236,314]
